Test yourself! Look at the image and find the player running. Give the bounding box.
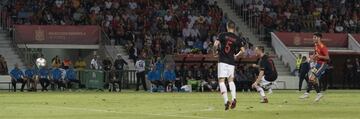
[213,21,247,110]
[251,46,278,103]
[299,32,329,102]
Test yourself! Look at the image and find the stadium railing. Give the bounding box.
[76,69,137,90]
[226,0,264,40]
[348,34,360,52]
[271,32,296,72]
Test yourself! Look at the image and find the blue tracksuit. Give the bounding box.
[10,68,24,80]
[163,70,176,81]
[24,68,35,78]
[155,62,164,72]
[51,68,63,80]
[66,69,77,80]
[147,70,161,81]
[39,68,49,79]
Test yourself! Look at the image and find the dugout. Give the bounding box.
[328,52,360,89]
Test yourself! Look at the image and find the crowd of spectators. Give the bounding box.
[1,0,248,61]
[236,0,360,42]
[1,0,258,92]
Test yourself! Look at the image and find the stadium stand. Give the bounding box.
[0,0,360,90]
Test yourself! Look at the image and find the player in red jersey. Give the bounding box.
[299,32,330,102]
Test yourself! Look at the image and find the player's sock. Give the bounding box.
[255,85,266,97]
[314,83,321,93]
[268,88,273,94]
[219,82,228,104]
[229,81,236,100]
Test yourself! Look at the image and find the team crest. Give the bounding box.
[35,27,45,42]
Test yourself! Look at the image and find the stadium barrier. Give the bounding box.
[349,34,360,52]
[274,32,348,47]
[271,32,297,72]
[77,69,137,90]
[14,25,100,45]
[0,69,137,91]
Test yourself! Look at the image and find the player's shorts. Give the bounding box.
[310,63,328,80]
[217,62,235,78]
[260,76,275,90]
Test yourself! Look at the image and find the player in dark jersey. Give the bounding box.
[213,21,246,110]
[299,32,329,102]
[252,46,278,103]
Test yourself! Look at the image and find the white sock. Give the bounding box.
[268,88,273,93]
[255,85,266,97]
[229,81,236,100]
[219,82,228,104]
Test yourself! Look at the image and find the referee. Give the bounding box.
[135,56,147,91]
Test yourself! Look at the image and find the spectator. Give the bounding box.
[106,67,121,92]
[24,64,36,92]
[10,63,26,92]
[74,57,87,70]
[114,54,128,83]
[163,65,176,92]
[343,58,355,89]
[62,58,72,69]
[185,70,199,92]
[208,64,219,91]
[103,57,112,71]
[51,55,61,68]
[199,65,214,92]
[236,65,251,92]
[292,54,302,76]
[66,66,83,91]
[326,61,334,89]
[245,45,256,57]
[147,65,162,92]
[114,55,128,71]
[50,67,66,91]
[174,65,183,92]
[39,66,50,91]
[135,56,147,91]
[128,43,137,64]
[155,57,164,73]
[355,58,360,88]
[0,55,8,75]
[90,55,100,70]
[298,56,310,92]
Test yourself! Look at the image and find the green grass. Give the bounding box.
[1,90,360,119]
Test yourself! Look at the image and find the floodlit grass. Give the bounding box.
[0,90,360,119]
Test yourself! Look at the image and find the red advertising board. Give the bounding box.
[15,25,100,45]
[274,32,348,47]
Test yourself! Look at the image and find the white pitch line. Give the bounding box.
[29,105,223,119]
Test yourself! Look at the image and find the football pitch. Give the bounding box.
[1,90,360,119]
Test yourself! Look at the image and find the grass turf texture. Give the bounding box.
[0,90,360,119]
